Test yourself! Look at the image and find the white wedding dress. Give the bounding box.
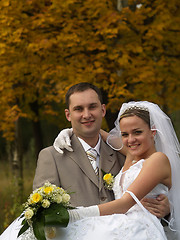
[0,160,168,240]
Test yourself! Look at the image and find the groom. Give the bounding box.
[33,82,169,217]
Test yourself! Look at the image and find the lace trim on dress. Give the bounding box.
[19,227,37,240]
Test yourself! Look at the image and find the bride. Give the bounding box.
[1,101,180,239]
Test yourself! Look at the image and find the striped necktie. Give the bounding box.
[86,148,98,175]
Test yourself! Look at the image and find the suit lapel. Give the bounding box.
[99,140,117,191]
[66,135,99,188]
[65,135,116,190]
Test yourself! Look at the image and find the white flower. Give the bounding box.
[58,188,65,195]
[24,208,34,220]
[42,199,50,208]
[55,195,62,204]
[62,193,70,203]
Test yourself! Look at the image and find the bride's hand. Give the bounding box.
[100,129,109,142]
[100,129,128,157]
[53,128,73,154]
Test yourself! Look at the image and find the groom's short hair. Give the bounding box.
[65,82,103,108]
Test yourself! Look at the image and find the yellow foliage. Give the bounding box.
[0,0,179,140]
[0,43,6,55]
[2,0,10,7]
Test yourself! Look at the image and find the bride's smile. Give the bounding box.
[120,115,156,161]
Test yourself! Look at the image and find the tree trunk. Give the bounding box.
[30,100,44,158]
[105,109,118,130]
[32,120,44,158]
[117,0,128,11]
[7,119,24,205]
[101,88,119,130]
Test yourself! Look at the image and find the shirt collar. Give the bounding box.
[78,135,101,155]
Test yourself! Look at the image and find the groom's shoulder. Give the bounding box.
[39,145,60,157]
[40,145,54,152]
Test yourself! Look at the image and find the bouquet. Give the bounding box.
[18,182,72,240]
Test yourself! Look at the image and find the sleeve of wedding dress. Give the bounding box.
[53,128,73,153]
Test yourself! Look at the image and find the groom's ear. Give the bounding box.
[101,104,106,117]
[65,109,71,122]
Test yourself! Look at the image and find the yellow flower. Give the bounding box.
[103,173,114,190]
[44,186,53,195]
[30,193,42,204]
[103,173,113,184]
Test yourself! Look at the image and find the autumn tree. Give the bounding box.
[1,0,179,138]
[0,0,179,212]
[112,0,180,114]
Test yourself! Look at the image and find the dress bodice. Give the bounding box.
[113,159,168,200]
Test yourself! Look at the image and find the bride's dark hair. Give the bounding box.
[119,107,150,128]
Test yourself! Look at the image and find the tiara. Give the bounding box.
[121,105,149,115]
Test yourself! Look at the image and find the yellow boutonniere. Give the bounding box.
[102,171,115,190]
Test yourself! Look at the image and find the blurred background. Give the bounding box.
[0,0,179,234]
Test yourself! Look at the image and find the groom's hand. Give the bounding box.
[141,194,170,218]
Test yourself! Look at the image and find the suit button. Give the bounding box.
[101,197,107,201]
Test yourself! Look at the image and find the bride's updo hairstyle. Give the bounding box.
[119,107,150,129]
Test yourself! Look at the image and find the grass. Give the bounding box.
[0,157,36,234]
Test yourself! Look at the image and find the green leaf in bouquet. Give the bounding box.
[32,213,46,240]
[44,203,69,227]
[17,220,29,237]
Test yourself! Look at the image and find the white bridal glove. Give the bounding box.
[53,128,73,154]
[68,205,100,224]
[44,206,99,239]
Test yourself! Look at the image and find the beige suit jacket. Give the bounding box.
[33,134,125,207]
